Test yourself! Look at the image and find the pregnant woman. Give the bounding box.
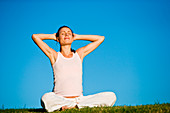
[32,25,116,112]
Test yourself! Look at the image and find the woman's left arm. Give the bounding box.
[74,34,105,60]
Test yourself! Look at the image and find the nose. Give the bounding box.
[65,33,68,36]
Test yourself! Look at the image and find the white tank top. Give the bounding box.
[52,52,83,97]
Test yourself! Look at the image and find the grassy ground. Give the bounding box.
[0,103,169,113]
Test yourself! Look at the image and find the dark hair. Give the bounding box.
[56,25,75,53]
[56,25,74,37]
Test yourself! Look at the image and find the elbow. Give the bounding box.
[100,36,105,42]
[32,34,37,40]
[102,36,105,40]
[97,36,104,43]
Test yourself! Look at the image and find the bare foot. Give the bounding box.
[61,105,78,111]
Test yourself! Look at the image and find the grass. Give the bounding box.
[0,103,169,113]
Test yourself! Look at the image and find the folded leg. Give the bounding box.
[77,92,116,109]
[41,92,76,112]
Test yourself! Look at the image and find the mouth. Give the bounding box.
[64,37,70,40]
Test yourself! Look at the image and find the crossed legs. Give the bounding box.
[41,92,116,112]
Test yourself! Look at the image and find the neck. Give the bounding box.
[60,45,72,56]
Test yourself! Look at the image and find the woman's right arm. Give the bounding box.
[31,33,57,63]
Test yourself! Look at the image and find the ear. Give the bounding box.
[56,37,59,42]
[73,33,76,40]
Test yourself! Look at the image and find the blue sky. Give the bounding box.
[0,0,170,109]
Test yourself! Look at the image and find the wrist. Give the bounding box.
[74,34,80,40]
[51,33,57,40]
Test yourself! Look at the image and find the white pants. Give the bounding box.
[41,92,117,112]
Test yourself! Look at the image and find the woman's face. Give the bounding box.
[58,27,74,45]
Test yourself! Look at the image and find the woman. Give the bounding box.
[32,26,116,112]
